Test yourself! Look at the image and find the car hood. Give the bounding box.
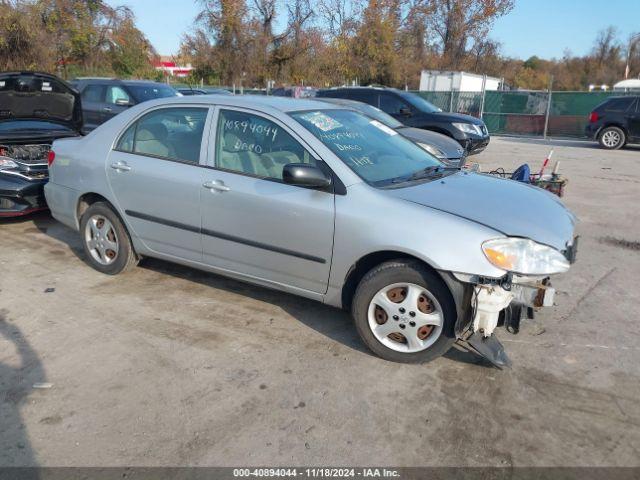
[0,72,82,132]
[384,172,576,251]
[397,126,465,158]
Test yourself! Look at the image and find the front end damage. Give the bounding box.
[0,144,51,217]
[452,272,566,368]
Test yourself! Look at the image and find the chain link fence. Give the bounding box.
[414,90,637,139]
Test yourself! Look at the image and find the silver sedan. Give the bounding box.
[45,95,577,365]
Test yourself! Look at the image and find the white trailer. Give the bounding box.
[419,70,501,92]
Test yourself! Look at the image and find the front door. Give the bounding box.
[200,108,335,294]
[103,85,133,123]
[107,105,211,261]
[79,84,105,132]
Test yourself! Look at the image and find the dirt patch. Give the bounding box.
[600,236,640,251]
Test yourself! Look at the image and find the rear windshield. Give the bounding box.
[127,84,179,102]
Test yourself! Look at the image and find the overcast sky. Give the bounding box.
[107,0,640,59]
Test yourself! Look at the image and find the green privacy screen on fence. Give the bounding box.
[413,90,636,138]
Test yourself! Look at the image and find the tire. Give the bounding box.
[598,126,626,150]
[352,260,457,363]
[79,202,138,275]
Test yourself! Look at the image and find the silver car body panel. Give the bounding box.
[45,95,575,310]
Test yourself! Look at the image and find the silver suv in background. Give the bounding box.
[44,96,577,366]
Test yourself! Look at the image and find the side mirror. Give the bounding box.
[399,107,412,116]
[115,98,132,106]
[283,163,332,188]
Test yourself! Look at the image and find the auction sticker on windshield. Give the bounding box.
[299,111,343,132]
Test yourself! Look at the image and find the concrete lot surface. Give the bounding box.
[1,137,639,467]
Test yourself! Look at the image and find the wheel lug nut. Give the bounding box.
[399,324,406,329]
[399,307,406,314]
[393,315,399,321]
[409,321,416,327]
[409,311,416,317]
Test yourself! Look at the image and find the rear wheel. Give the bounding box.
[598,126,625,150]
[79,202,138,275]
[352,260,456,363]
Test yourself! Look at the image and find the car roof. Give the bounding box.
[73,77,169,87]
[139,94,349,113]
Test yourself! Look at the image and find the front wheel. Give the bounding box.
[79,202,138,275]
[352,260,457,363]
[598,126,626,150]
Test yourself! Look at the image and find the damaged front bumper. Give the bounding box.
[451,273,564,368]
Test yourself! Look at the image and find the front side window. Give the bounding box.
[106,86,131,105]
[291,109,442,187]
[215,109,315,180]
[379,93,409,115]
[128,84,179,103]
[115,107,208,164]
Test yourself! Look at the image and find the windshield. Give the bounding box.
[398,92,442,113]
[128,84,178,102]
[349,103,403,129]
[0,120,74,133]
[291,109,443,187]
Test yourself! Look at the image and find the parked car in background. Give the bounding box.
[317,97,466,167]
[271,86,318,98]
[0,71,82,217]
[45,95,577,366]
[317,87,490,155]
[177,87,233,96]
[585,96,640,149]
[71,78,179,132]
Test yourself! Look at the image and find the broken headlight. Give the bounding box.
[482,238,570,275]
[0,157,19,170]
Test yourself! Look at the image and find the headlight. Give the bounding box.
[417,142,446,158]
[453,122,482,135]
[482,238,570,275]
[0,157,19,170]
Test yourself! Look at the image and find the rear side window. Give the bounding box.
[81,85,104,103]
[115,107,208,164]
[379,93,409,115]
[348,90,376,105]
[604,97,635,112]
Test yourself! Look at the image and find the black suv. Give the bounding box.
[586,96,640,149]
[71,78,179,132]
[316,87,490,154]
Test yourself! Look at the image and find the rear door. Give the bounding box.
[79,84,106,131]
[107,105,211,261]
[199,107,335,294]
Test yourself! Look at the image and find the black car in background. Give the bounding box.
[585,96,640,149]
[71,78,179,132]
[316,86,490,155]
[0,72,82,217]
[177,87,232,96]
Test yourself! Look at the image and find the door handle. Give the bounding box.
[203,180,231,192]
[103,107,113,112]
[110,162,131,172]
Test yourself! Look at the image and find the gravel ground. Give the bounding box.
[0,136,639,467]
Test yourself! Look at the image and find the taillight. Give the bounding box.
[47,150,55,166]
[589,112,599,123]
